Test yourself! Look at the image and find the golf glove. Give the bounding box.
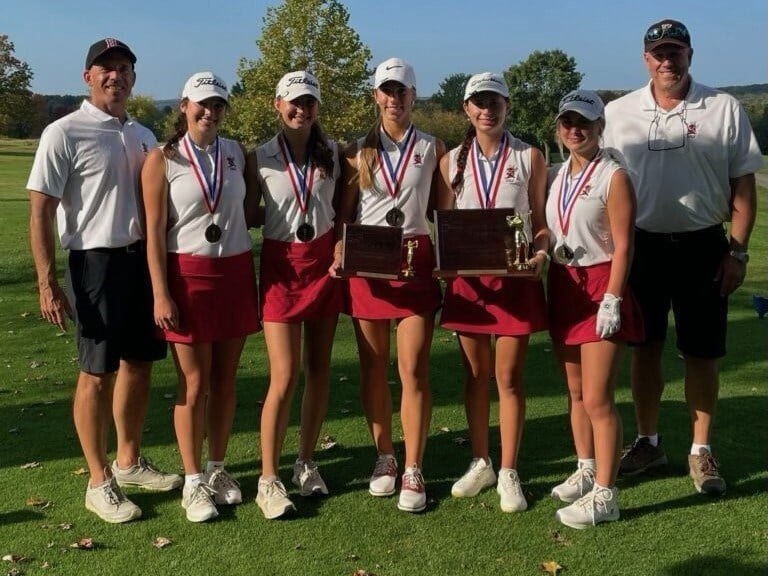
[596,293,622,339]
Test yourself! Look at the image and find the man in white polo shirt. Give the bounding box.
[603,19,763,496]
[28,38,182,523]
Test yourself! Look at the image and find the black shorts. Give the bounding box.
[65,242,167,374]
[629,225,728,359]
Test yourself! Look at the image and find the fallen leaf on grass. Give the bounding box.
[71,468,87,476]
[2,555,26,563]
[7,568,22,576]
[20,462,41,469]
[541,560,563,575]
[346,554,360,560]
[26,498,52,509]
[339,408,350,414]
[41,560,50,568]
[163,394,174,400]
[320,435,337,450]
[153,537,172,549]
[29,360,42,369]
[69,538,94,550]
[548,529,571,547]
[20,312,31,318]
[338,375,349,382]
[439,427,451,432]
[353,570,374,576]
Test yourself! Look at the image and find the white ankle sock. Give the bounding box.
[690,443,711,455]
[577,458,596,470]
[638,434,659,447]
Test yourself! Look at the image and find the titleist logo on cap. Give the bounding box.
[561,93,595,105]
[193,76,227,90]
[286,75,319,88]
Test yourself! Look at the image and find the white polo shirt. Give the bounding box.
[27,100,157,250]
[256,135,340,243]
[603,79,763,233]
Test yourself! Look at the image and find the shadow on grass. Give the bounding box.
[0,508,45,526]
[661,554,768,576]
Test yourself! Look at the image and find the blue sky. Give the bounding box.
[5,0,766,99]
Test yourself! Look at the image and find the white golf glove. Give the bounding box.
[596,293,622,339]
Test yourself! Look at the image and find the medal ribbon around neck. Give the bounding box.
[278,134,316,216]
[182,134,223,216]
[470,132,510,208]
[557,151,601,236]
[378,124,417,201]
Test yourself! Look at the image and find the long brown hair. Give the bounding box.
[307,122,335,179]
[162,101,188,159]
[450,125,477,194]
[356,117,383,190]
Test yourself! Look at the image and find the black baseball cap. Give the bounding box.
[644,19,691,51]
[85,38,137,69]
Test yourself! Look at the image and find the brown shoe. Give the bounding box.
[688,448,726,496]
[619,436,668,476]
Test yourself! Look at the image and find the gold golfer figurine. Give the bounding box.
[402,239,419,278]
[505,213,531,271]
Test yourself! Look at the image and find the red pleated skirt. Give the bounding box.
[260,229,344,322]
[164,250,261,343]
[348,235,442,320]
[548,261,645,345]
[441,275,547,336]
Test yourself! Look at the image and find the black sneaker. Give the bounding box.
[619,436,668,476]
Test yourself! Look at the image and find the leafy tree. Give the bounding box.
[411,107,468,150]
[231,0,373,147]
[505,50,583,163]
[432,73,471,112]
[0,34,34,137]
[126,94,163,138]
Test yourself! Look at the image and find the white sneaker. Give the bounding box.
[207,467,242,505]
[369,454,398,497]
[182,482,219,523]
[551,466,596,503]
[292,460,329,497]
[397,465,426,513]
[111,456,182,492]
[451,458,496,498]
[556,486,619,529]
[497,468,528,512]
[256,477,296,520]
[85,477,142,524]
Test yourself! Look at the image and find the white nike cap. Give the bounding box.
[374,57,416,90]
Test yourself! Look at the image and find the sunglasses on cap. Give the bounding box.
[644,24,690,44]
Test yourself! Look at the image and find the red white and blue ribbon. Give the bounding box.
[278,134,315,215]
[470,132,509,208]
[378,124,416,200]
[182,133,223,215]
[557,150,601,236]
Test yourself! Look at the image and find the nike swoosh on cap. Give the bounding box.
[385,65,402,70]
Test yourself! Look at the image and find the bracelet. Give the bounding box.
[535,249,551,262]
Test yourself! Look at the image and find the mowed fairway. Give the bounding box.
[0,138,766,576]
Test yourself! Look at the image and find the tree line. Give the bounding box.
[2,1,768,156]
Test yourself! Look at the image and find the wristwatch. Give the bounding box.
[729,250,749,264]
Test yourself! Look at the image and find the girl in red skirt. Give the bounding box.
[142,72,260,522]
[436,73,550,513]
[246,71,344,519]
[545,90,644,529]
[330,58,444,513]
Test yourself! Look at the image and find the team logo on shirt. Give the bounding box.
[226,156,237,170]
[505,166,517,181]
[412,153,423,166]
[581,184,593,197]
[687,123,697,138]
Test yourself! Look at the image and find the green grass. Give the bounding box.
[1,137,766,576]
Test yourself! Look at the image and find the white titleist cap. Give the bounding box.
[373,57,416,90]
[556,89,605,121]
[463,72,510,101]
[182,71,229,103]
[276,71,322,103]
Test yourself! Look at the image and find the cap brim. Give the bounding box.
[645,38,688,51]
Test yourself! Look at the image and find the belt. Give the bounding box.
[83,241,143,254]
[635,224,724,243]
